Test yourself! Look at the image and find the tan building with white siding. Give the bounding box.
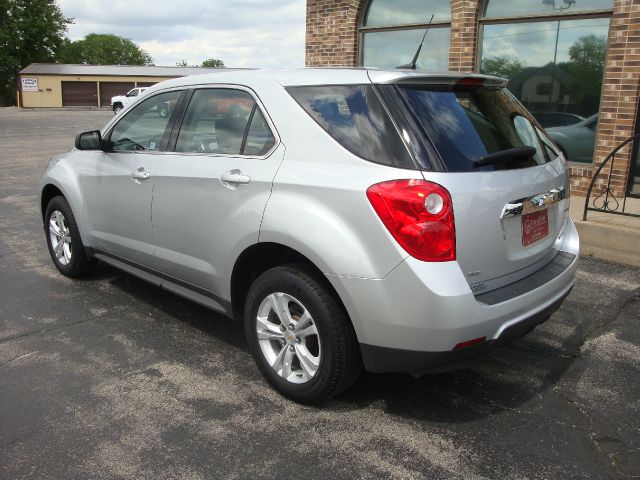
[17,64,221,109]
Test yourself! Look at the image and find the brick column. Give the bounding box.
[580,0,640,197]
[306,0,362,66]
[449,0,482,72]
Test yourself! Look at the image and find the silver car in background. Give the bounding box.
[546,114,598,163]
[40,69,579,403]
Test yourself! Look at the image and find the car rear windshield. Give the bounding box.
[394,85,559,172]
[286,85,415,169]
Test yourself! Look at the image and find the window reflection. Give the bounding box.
[631,124,640,196]
[481,18,609,163]
[364,0,451,26]
[484,0,612,19]
[362,27,450,70]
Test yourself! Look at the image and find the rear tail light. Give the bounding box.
[366,179,456,262]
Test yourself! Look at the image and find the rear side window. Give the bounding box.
[244,108,276,156]
[287,85,414,169]
[396,86,553,172]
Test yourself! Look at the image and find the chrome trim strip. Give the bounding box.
[501,186,566,219]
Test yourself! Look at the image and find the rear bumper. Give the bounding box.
[360,286,571,374]
[326,216,579,374]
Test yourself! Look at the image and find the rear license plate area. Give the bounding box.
[522,209,549,246]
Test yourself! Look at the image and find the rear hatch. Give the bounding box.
[379,79,570,293]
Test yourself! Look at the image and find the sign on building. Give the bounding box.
[21,77,38,92]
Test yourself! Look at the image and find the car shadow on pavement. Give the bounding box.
[88,262,586,423]
[91,263,247,350]
[333,299,591,422]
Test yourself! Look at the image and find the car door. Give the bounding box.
[151,87,283,296]
[82,89,185,266]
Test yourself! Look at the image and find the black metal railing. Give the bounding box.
[582,132,640,221]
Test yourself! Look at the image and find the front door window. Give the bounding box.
[109,90,182,152]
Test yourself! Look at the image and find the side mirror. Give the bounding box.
[75,130,102,150]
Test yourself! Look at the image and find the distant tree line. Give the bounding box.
[0,0,224,106]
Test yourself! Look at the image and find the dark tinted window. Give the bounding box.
[397,86,552,171]
[287,85,414,169]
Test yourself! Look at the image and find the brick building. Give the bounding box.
[306,0,640,199]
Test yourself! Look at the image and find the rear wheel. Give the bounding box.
[244,265,361,403]
[45,196,96,278]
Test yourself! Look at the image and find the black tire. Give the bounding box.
[244,265,362,403]
[113,103,123,115]
[44,196,96,278]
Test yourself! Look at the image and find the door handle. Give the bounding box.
[131,167,151,182]
[220,169,251,188]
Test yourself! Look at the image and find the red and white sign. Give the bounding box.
[522,209,549,246]
[21,77,38,92]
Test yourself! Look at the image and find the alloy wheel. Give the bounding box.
[255,292,321,384]
[49,210,72,265]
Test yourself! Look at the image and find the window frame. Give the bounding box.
[165,84,280,160]
[357,0,452,68]
[103,87,189,154]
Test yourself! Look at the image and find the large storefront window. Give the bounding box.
[360,0,451,70]
[480,0,613,163]
[631,120,640,197]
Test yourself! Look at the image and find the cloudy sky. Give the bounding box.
[57,0,306,68]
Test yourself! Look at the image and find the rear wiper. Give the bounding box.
[474,146,536,167]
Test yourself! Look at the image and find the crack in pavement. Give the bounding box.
[0,307,144,345]
[0,351,39,367]
[572,288,640,359]
[552,290,640,479]
[553,389,625,477]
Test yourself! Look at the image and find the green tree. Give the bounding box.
[202,58,224,68]
[58,33,153,66]
[568,35,607,112]
[176,60,195,67]
[0,0,72,105]
[481,56,526,80]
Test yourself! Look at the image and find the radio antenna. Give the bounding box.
[396,14,434,70]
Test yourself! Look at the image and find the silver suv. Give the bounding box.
[40,69,579,403]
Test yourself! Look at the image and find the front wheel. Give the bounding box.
[244,265,361,403]
[44,196,96,277]
[113,104,123,115]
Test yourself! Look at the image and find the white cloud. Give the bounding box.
[57,0,306,68]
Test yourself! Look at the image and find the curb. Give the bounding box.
[575,220,640,267]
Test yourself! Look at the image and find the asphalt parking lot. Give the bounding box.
[1,108,639,480]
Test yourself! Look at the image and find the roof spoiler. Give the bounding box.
[371,72,508,88]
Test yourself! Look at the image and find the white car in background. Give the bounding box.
[110,87,149,115]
